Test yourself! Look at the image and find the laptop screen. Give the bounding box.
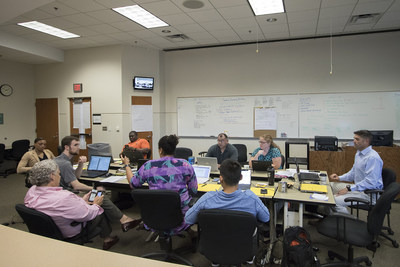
[193,165,211,179]
[87,155,112,171]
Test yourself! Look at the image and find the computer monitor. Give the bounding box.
[314,136,338,151]
[370,130,393,146]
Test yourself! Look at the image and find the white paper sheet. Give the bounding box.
[254,107,277,130]
[100,176,127,183]
[131,105,153,131]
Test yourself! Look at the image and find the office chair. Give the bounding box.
[5,139,30,161]
[0,143,18,178]
[197,209,258,266]
[198,151,207,157]
[345,168,398,248]
[280,154,285,169]
[232,144,247,166]
[15,204,101,245]
[174,147,193,161]
[317,182,400,267]
[131,189,193,266]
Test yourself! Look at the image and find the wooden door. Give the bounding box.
[132,96,153,159]
[35,98,59,155]
[69,98,92,162]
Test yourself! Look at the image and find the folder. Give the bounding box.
[300,184,328,193]
[198,184,221,192]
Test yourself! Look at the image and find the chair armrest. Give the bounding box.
[344,196,370,205]
[364,189,384,195]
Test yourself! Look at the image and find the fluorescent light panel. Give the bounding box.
[248,0,285,16]
[17,21,79,39]
[112,5,168,29]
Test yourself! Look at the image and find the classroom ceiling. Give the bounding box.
[1,0,400,64]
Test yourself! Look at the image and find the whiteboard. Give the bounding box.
[177,92,400,139]
[299,92,400,139]
[177,95,299,138]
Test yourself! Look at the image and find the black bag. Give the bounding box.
[281,226,320,267]
[122,145,143,165]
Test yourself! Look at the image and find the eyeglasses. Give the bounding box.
[259,141,269,144]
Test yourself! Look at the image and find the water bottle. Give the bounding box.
[267,166,275,186]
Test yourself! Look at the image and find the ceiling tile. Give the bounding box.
[59,0,106,12]
[63,13,102,26]
[209,0,245,8]
[187,9,223,23]
[199,20,231,31]
[218,5,254,20]
[87,24,121,34]
[38,2,80,16]
[86,9,127,23]
[159,13,195,26]
[285,0,322,12]
[352,0,393,15]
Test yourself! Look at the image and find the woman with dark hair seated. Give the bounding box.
[122,134,198,234]
[17,137,55,174]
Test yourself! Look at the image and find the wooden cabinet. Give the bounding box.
[310,145,400,183]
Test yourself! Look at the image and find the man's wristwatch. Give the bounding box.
[346,185,351,191]
[123,164,130,168]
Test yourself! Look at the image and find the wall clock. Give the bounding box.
[0,84,13,97]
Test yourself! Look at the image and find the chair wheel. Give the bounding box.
[393,241,399,248]
[366,259,372,266]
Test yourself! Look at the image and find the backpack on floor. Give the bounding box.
[281,226,320,267]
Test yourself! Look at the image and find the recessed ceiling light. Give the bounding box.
[112,5,168,29]
[17,21,79,39]
[248,0,285,16]
[266,18,277,22]
[183,0,204,9]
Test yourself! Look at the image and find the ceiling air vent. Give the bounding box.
[348,13,381,25]
[164,34,190,43]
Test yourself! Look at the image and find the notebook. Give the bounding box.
[251,160,272,171]
[193,165,212,184]
[196,157,218,172]
[81,155,112,178]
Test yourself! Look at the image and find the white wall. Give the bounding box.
[34,46,124,157]
[121,45,162,157]
[163,31,400,157]
[0,59,35,146]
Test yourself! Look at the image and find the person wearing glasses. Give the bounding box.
[249,134,282,169]
[206,133,238,167]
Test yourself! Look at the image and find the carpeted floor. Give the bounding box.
[1,173,399,266]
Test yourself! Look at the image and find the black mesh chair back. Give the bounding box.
[0,143,5,163]
[15,204,101,245]
[367,182,400,236]
[132,189,183,231]
[232,144,247,165]
[10,139,30,160]
[131,189,193,265]
[382,168,396,189]
[174,147,193,161]
[198,209,257,265]
[280,154,285,169]
[15,204,64,240]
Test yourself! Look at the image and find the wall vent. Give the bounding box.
[348,13,381,24]
[164,34,190,43]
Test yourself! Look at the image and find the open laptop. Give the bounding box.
[298,172,320,182]
[81,155,112,178]
[193,165,212,183]
[196,157,218,172]
[252,160,272,172]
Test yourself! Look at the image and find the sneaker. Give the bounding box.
[246,256,255,264]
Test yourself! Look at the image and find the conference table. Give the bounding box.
[79,163,336,264]
[0,225,184,267]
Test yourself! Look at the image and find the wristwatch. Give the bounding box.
[123,164,130,168]
[346,185,352,191]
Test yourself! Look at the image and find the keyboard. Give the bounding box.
[298,172,320,181]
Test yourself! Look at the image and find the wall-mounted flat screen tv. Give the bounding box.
[134,76,154,90]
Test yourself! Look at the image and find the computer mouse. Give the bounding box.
[105,173,112,177]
